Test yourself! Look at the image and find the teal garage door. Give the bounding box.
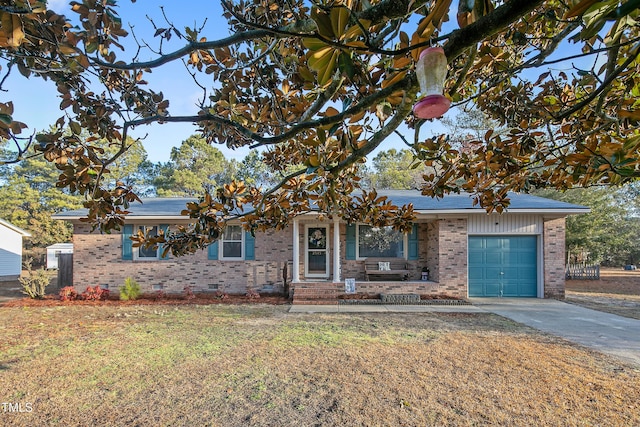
[468,236,538,297]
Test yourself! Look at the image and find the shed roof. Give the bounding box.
[53,191,589,220]
[46,243,74,250]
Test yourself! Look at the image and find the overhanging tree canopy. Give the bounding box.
[0,0,638,255]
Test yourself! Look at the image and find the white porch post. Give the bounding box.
[332,217,341,282]
[292,218,300,282]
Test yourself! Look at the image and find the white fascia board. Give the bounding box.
[414,208,590,216]
[0,218,31,236]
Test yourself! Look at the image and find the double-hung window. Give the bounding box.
[221,225,244,260]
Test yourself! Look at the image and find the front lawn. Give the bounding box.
[0,305,638,426]
[567,268,640,319]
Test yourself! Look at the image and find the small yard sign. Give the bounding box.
[345,278,356,294]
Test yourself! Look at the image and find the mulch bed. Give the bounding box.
[1,293,290,308]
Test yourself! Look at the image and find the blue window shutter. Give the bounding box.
[245,231,255,260]
[122,224,133,260]
[159,224,170,260]
[208,240,219,260]
[408,224,419,260]
[346,224,356,260]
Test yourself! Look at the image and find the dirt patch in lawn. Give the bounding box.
[0,305,638,426]
[566,268,640,319]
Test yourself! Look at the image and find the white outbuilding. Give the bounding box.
[46,243,74,270]
[0,219,31,281]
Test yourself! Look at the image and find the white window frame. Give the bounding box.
[355,224,408,260]
[219,224,245,260]
[132,225,161,261]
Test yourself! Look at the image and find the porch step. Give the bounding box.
[292,283,340,305]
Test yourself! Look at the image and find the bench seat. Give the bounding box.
[364,258,410,281]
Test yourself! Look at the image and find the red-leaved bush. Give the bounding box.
[59,286,78,301]
[81,286,110,301]
[246,289,260,299]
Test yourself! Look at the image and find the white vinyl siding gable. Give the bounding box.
[0,223,26,277]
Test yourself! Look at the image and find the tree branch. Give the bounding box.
[554,45,640,121]
[443,0,545,61]
[328,86,418,176]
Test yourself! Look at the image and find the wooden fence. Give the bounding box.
[565,263,600,280]
[57,253,73,288]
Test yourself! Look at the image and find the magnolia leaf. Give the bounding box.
[308,47,339,85]
[0,12,25,48]
[330,6,350,39]
[338,52,356,79]
[564,0,600,19]
[417,0,452,37]
[311,7,334,38]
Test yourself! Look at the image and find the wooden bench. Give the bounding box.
[364,258,411,281]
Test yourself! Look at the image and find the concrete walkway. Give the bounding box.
[289,304,482,313]
[290,299,640,367]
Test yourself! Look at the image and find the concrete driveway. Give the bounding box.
[472,298,640,367]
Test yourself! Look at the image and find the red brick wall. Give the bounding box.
[436,218,468,298]
[72,223,292,295]
[71,215,565,300]
[426,221,439,282]
[543,217,566,299]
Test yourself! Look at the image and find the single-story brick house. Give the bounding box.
[54,190,588,302]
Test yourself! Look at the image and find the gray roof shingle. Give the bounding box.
[53,191,588,219]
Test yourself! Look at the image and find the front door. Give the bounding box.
[305,226,329,278]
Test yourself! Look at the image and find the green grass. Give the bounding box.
[0,305,638,426]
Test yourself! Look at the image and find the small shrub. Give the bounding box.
[213,290,228,300]
[246,289,260,299]
[81,286,110,301]
[183,285,195,300]
[19,258,50,299]
[154,290,166,300]
[120,277,141,301]
[59,286,78,301]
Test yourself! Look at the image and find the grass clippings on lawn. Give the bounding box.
[1,305,639,426]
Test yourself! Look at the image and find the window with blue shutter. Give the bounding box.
[122,224,133,260]
[408,223,419,260]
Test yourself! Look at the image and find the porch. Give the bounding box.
[291,279,442,305]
